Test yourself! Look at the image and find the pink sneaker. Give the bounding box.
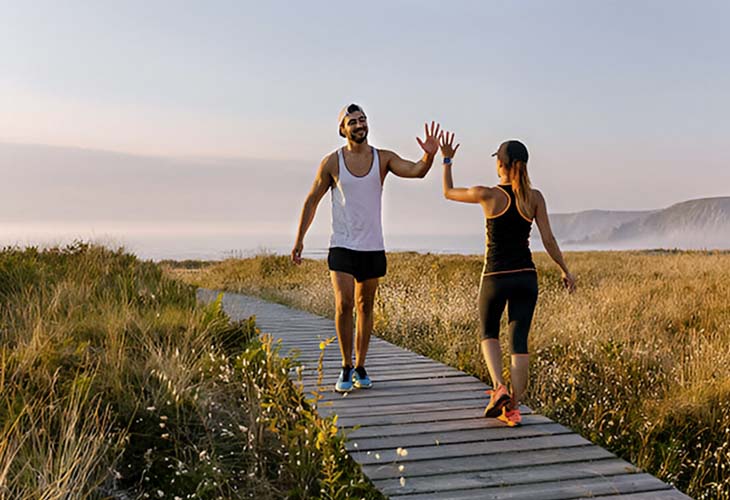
[483,385,511,418]
[497,406,522,427]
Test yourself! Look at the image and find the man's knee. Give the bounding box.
[336,295,354,314]
[355,295,375,315]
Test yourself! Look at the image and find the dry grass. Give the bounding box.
[0,244,383,499]
[170,250,730,500]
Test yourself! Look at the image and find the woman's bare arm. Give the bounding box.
[533,190,576,291]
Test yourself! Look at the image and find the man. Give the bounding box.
[291,103,441,392]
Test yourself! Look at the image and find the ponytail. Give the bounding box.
[510,160,532,212]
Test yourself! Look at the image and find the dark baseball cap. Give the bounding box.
[492,140,529,164]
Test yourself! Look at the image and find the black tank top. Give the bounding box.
[483,184,536,276]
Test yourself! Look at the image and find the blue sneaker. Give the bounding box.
[335,366,354,393]
[352,367,372,389]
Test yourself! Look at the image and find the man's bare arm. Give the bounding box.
[292,154,334,264]
[383,149,435,178]
[385,121,441,178]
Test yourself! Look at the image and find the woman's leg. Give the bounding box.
[478,275,508,388]
[507,273,539,406]
[481,340,506,388]
[509,354,530,406]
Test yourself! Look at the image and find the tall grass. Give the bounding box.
[173,250,730,500]
[0,244,382,499]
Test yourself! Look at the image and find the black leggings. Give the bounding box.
[478,271,538,354]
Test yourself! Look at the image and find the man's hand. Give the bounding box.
[291,241,303,265]
[562,271,576,293]
[439,130,460,159]
[416,121,442,157]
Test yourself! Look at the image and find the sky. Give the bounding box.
[1,1,729,258]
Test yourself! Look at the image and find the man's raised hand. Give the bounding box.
[416,121,442,157]
[291,241,303,265]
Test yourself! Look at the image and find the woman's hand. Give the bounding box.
[439,131,460,160]
[562,271,576,293]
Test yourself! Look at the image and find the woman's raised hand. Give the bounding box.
[439,131,460,160]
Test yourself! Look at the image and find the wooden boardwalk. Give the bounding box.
[198,290,692,500]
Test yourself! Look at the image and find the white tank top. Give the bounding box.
[330,146,385,251]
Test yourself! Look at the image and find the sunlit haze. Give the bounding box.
[2,1,729,258]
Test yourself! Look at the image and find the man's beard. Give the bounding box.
[350,128,368,144]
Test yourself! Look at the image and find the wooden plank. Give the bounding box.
[295,366,442,381]
[293,358,444,371]
[362,446,617,480]
[321,393,496,413]
[324,398,500,427]
[286,341,423,350]
[348,415,554,439]
[290,356,432,366]
[276,341,402,352]
[596,490,692,499]
[313,382,489,402]
[283,349,422,361]
[299,358,437,369]
[275,336,403,346]
[261,325,328,330]
[300,374,481,393]
[296,369,475,390]
[305,364,444,374]
[299,368,466,385]
[351,434,592,465]
[311,390,496,410]
[291,355,434,366]
[300,364,465,377]
[348,422,571,451]
[376,458,639,496]
[387,473,673,500]
[297,369,466,385]
[276,338,402,348]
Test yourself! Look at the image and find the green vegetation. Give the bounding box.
[0,244,382,499]
[172,250,730,500]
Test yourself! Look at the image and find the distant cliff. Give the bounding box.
[533,197,730,250]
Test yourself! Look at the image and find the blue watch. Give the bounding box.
[443,157,452,165]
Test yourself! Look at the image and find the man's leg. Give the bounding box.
[330,271,355,367]
[354,277,379,368]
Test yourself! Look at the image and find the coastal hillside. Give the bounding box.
[533,197,730,249]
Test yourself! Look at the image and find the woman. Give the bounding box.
[439,132,575,427]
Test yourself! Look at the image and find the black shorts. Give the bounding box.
[327,247,387,282]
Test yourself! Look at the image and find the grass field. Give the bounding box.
[0,244,383,500]
[170,250,730,500]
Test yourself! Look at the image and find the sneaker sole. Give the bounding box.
[483,393,511,418]
[497,414,521,427]
[353,382,372,389]
[334,385,353,393]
